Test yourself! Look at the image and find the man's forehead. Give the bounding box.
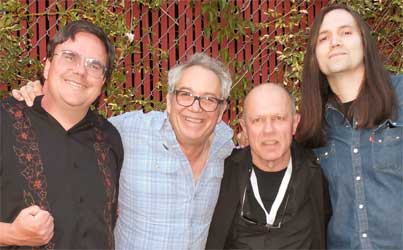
[55,32,107,60]
[176,66,221,96]
[245,95,292,117]
[319,9,357,31]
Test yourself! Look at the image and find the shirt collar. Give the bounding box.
[32,95,98,131]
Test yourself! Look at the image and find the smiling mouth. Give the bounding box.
[185,116,203,124]
[329,52,346,59]
[66,80,85,89]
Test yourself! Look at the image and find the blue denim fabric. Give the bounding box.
[109,111,234,250]
[315,75,403,250]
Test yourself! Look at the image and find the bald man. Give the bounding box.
[206,83,329,249]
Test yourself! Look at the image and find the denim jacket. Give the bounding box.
[315,75,403,250]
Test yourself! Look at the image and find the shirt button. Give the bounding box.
[362,233,368,238]
[359,204,364,209]
[353,148,359,153]
[79,197,84,203]
[356,176,361,181]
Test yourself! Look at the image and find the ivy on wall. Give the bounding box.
[0,0,402,124]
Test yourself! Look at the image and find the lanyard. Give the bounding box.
[249,157,292,225]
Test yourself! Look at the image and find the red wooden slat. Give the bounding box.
[20,0,28,59]
[133,4,141,99]
[283,0,291,86]
[124,0,133,93]
[260,0,269,84]
[65,1,74,14]
[194,2,202,53]
[38,0,46,60]
[243,0,252,83]
[275,0,284,83]
[178,1,186,60]
[152,8,160,102]
[202,0,212,55]
[307,1,315,26]
[28,1,37,59]
[185,2,193,55]
[48,0,57,40]
[268,0,276,83]
[159,2,168,102]
[168,1,176,68]
[299,1,307,30]
[141,5,151,100]
[252,0,260,86]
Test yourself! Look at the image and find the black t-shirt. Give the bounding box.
[0,96,123,249]
[253,164,287,214]
[339,100,354,124]
[241,164,286,225]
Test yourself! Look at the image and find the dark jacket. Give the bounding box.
[206,141,329,249]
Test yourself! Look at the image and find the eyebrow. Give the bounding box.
[176,86,220,97]
[318,25,354,35]
[59,49,105,63]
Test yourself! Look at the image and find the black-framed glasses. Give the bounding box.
[240,184,289,229]
[53,50,106,79]
[173,90,225,112]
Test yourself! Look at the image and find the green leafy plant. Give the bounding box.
[1,0,402,127]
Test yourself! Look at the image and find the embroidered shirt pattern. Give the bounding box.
[2,102,54,250]
[94,122,115,250]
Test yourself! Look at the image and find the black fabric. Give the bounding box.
[206,141,330,250]
[0,97,123,249]
[239,164,286,226]
[339,100,353,124]
[253,164,286,217]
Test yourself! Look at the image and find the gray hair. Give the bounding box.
[167,53,232,99]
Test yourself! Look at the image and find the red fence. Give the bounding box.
[9,0,332,123]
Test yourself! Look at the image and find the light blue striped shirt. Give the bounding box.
[109,110,234,250]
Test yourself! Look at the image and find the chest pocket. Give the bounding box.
[314,142,337,185]
[372,120,403,175]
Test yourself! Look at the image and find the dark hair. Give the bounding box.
[297,4,398,148]
[47,20,115,84]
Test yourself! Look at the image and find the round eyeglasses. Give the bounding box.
[173,90,225,112]
[53,50,106,79]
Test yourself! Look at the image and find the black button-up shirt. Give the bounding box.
[0,96,123,249]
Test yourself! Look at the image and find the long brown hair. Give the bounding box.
[297,4,398,148]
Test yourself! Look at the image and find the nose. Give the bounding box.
[263,119,274,133]
[72,58,87,75]
[189,97,203,112]
[330,34,341,47]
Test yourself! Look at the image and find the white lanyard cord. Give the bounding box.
[250,157,292,225]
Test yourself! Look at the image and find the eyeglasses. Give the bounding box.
[173,90,225,112]
[240,184,289,229]
[53,50,106,79]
